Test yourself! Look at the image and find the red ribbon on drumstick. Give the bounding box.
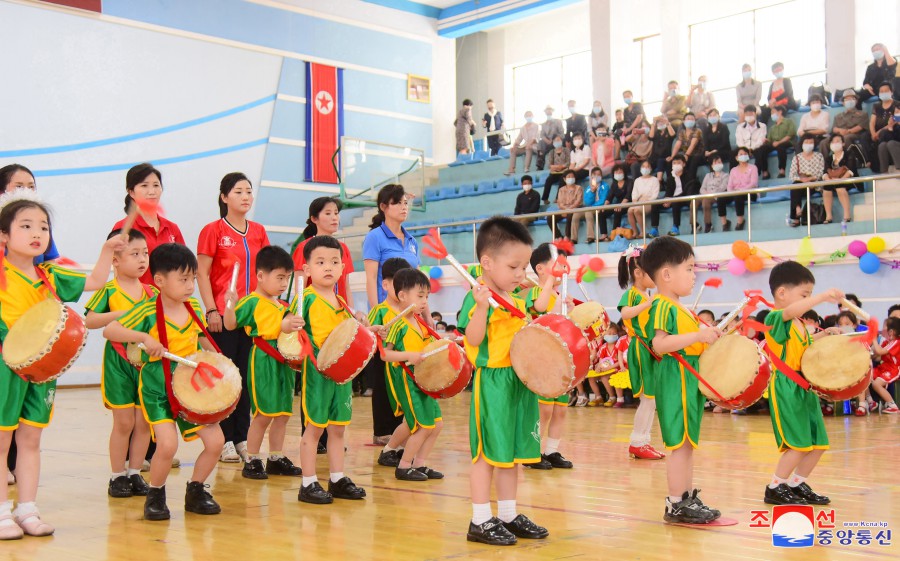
[839,298,879,345]
[120,198,160,238]
[691,277,722,311]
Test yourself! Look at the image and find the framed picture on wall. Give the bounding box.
[407,74,430,103]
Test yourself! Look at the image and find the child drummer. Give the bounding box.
[104,243,225,521]
[762,261,843,505]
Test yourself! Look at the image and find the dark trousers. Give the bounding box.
[651,202,686,228]
[772,142,791,172]
[789,183,807,220]
[542,173,563,202]
[210,326,252,445]
[746,142,771,177]
[683,153,704,187]
[368,355,402,437]
[598,209,625,236]
[487,135,502,156]
[717,193,747,217]
[547,213,573,239]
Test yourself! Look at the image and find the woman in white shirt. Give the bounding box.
[699,156,729,233]
[569,133,592,182]
[796,94,831,152]
[627,160,660,237]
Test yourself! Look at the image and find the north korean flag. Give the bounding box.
[305,63,344,184]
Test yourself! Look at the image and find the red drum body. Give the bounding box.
[801,335,872,401]
[510,313,590,399]
[3,299,88,383]
[317,319,377,384]
[567,302,610,342]
[413,340,473,399]
[698,334,771,410]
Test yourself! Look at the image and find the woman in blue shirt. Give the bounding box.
[362,184,420,307]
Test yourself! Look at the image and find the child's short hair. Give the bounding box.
[885,317,900,336]
[698,309,714,318]
[672,154,686,164]
[256,245,293,273]
[392,268,429,294]
[801,309,821,324]
[435,321,448,330]
[382,257,411,280]
[530,243,553,274]
[837,311,858,326]
[888,304,900,316]
[843,293,861,308]
[768,261,815,295]
[640,237,694,281]
[302,235,342,262]
[107,228,146,244]
[821,314,837,329]
[475,216,532,259]
[150,243,198,275]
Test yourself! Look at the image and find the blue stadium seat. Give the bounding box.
[448,153,473,167]
[721,111,739,123]
[496,177,517,192]
[466,150,490,163]
[458,183,477,197]
[487,150,505,161]
[498,147,511,158]
[533,171,549,184]
[425,187,442,201]
[476,180,497,194]
[439,185,459,199]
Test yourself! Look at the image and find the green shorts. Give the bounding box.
[470,366,541,467]
[249,345,294,417]
[138,362,202,442]
[628,338,657,398]
[0,360,55,430]
[537,393,569,406]
[398,368,442,433]
[656,355,704,450]
[385,362,405,417]
[102,342,140,409]
[769,371,829,452]
[302,357,353,428]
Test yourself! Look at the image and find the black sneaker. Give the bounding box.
[736,221,746,231]
[664,492,716,524]
[466,517,517,546]
[241,458,268,480]
[317,442,327,455]
[704,223,713,233]
[329,476,366,500]
[722,219,732,232]
[266,456,302,476]
[501,514,549,539]
[395,467,428,481]
[416,466,444,480]
[185,481,221,515]
[108,475,133,498]
[690,489,721,520]
[543,452,573,469]
[129,474,150,496]
[377,449,401,467]
[789,482,830,505]
[525,457,552,470]
[144,486,170,521]
[764,483,808,505]
[298,481,333,504]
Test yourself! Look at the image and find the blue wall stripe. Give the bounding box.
[362,0,441,18]
[32,138,268,177]
[439,0,580,38]
[0,95,275,157]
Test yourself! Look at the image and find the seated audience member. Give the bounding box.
[724,146,758,231]
[703,108,732,165]
[624,118,653,178]
[627,160,660,238]
[513,175,541,226]
[588,101,608,142]
[506,111,540,175]
[786,134,825,227]
[569,133,592,182]
[649,115,675,181]
[669,112,704,187]
[611,109,625,139]
[821,134,858,224]
[661,80,687,128]
[736,63,762,118]
[591,125,616,176]
[650,154,689,237]
[825,90,871,161]
[538,105,565,170]
[735,105,769,178]
[542,135,570,203]
[767,105,797,178]
[699,155,729,233]
[550,170,584,241]
[686,75,715,120]
[797,94,831,153]
[572,167,609,244]
[565,100,589,147]
[761,61,797,122]
[595,164,632,241]
[871,83,900,172]
[859,43,897,103]
[622,91,644,131]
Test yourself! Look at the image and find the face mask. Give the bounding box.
[568,106,576,114]
[596,129,608,137]
[772,112,782,121]
[436,329,446,335]
[672,164,683,173]
[643,127,651,134]
[802,143,814,153]
[565,177,576,186]
[839,325,854,334]
[613,173,625,181]
[593,106,602,114]
[742,71,752,79]
[709,116,719,125]
[525,117,533,123]
[574,139,583,147]
[844,100,856,109]
[874,49,885,60]
[806,324,816,335]
[669,88,677,96]
[745,116,756,124]
[830,143,842,152]
[684,120,695,129]
[881,92,894,102]
[604,335,619,343]
[553,141,562,149]
[699,81,706,89]
[712,163,724,172]
[810,103,821,111]
[737,154,750,163]
[522,183,532,191]
[640,168,651,176]
[774,71,784,78]
[624,97,633,105]
[545,111,553,118]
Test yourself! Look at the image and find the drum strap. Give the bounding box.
[636,336,662,362]
[110,285,156,365]
[762,344,811,391]
[668,352,730,403]
[253,337,286,364]
[415,315,442,341]
[155,297,182,419]
[33,266,61,302]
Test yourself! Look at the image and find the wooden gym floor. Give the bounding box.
[4,388,898,560]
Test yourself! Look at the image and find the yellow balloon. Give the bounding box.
[868,236,886,254]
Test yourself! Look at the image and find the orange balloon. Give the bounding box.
[745,254,764,273]
[732,240,751,260]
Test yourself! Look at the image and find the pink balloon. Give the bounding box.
[848,240,868,258]
[727,257,747,276]
[579,253,592,266]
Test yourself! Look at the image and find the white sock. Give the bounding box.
[588,393,596,401]
[13,502,37,517]
[497,500,517,523]
[126,468,141,477]
[302,476,317,487]
[544,438,560,455]
[617,396,625,402]
[268,451,284,460]
[788,474,806,488]
[0,501,14,528]
[768,475,788,489]
[668,495,683,504]
[630,396,655,446]
[111,470,126,480]
[471,502,492,525]
[330,472,344,483]
[382,445,398,453]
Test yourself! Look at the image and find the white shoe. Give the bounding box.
[235,441,249,463]
[220,441,240,463]
[575,395,588,407]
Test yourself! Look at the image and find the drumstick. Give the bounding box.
[416,344,450,362]
[121,199,158,238]
[691,277,723,311]
[382,304,417,331]
[137,343,224,389]
[225,262,240,310]
[716,297,751,331]
[840,298,870,322]
[421,229,500,309]
[576,282,591,303]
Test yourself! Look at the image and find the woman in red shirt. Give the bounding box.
[197,172,270,463]
[291,196,356,310]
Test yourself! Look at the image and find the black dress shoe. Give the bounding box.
[298,481,333,504]
[502,514,549,539]
[395,467,428,481]
[525,457,552,470]
[416,466,444,479]
[377,449,401,467]
[543,452,573,469]
[129,474,150,496]
[764,483,808,505]
[266,456,302,476]
[317,442,327,455]
[329,476,366,500]
[466,517,517,546]
[722,219,732,232]
[108,475,133,498]
[144,486,170,521]
[184,481,221,515]
[242,458,268,480]
[704,223,713,233]
[736,221,746,231]
[790,482,830,505]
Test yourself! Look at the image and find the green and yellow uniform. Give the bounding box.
[368,302,403,416]
[458,290,540,467]
[651,295,707,450]
[0,262,86,429]
[764,310,829,452]
[525,284,568,406]
[295,287,353,428]
[118,297,207,441]
[234,292,293,417]
[618,287,656,398]
[385,317,442,432]
[85,279,156,409]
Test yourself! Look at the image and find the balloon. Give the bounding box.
[429,266,443,279]
[429,278,442,292]
[868,236,886,254]
[727,257,747,276]
[588,257,604,272]
[578,254,591,266]
[745,254,764,273]
[732,240,751,260]
[859,252,881,275]
[582,269,597,283]
[797,236,815,265]
[848,240,868,258]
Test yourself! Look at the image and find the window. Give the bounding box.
[511,51,593,129]
[635,34,663,117]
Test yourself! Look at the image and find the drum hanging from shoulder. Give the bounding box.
[800,335,872,401]
[3,299,88,383]
[510,313,590,399]
[276,331,306,371]
[316,318,377,384]
[568,302,610,342]
[171,351,242,425]
[125,342,143,369]
[698,334,771,409]
[413,339,473,399]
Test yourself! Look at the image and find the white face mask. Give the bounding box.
[672,164,683,173]
[565,177,576,185]
[737,154,750,163]
[745,115,756,124]
[522,183,532,191]
[593,106,602,114]
[613,173,625,181]
[712,163,724,172]
[802,143,814,153]
[839,325,854,334]
[568,106,577,114]
[830,143,842,152]
[880,92,893,101]
[874,49,885,60]
[844,100,856,109]
[806,324,816,335]
[640,168,651,176]
[573,139,583,147]
[810,103,822,111]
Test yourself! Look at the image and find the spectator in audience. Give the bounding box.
[611,109,625,139]
[650,154,689,237]
[736,63,762,118]
[888,304,900,319]
[661,80,687,128]
[839,294,863,313]
[538,105,565,170]
[821,133,858,224]
[724,146,758,231]
[455,99,476,154]
[542,134,570,204]
[588,101,608,142]
[735,105,770,178]
[762,61,797,123]
[569,132,592,182]
[513,174,541,226]
[703,108,732,166]
[506,110,540,175]
[649,114,676,182]
[860,44,897,103]
[787,134,826,227]
[565,100,589,147]
[797,94,831,153]
[625,119,653,178]
[628,160,660,238]
[591,124,616,176]
[550,170,583,241]
[482,99,504,156]
[767,105,797,178]
[572,167,609,244]
[686,75,715,121]
[622,91,644,131]
[699,155,729,233]
[827,90,870,168]
[669,111,704,191]
[872,83,900,172]
[596,163,632,241]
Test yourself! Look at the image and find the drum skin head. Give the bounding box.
[416,340,455,391]
[511,322,578,398]
[3,299,65,365]
[277,330,303,359]
[801,336,871,391]
[172,351,242,415]
[698,334,764,400]
[568,302,610,339]
[317,318,359,370]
